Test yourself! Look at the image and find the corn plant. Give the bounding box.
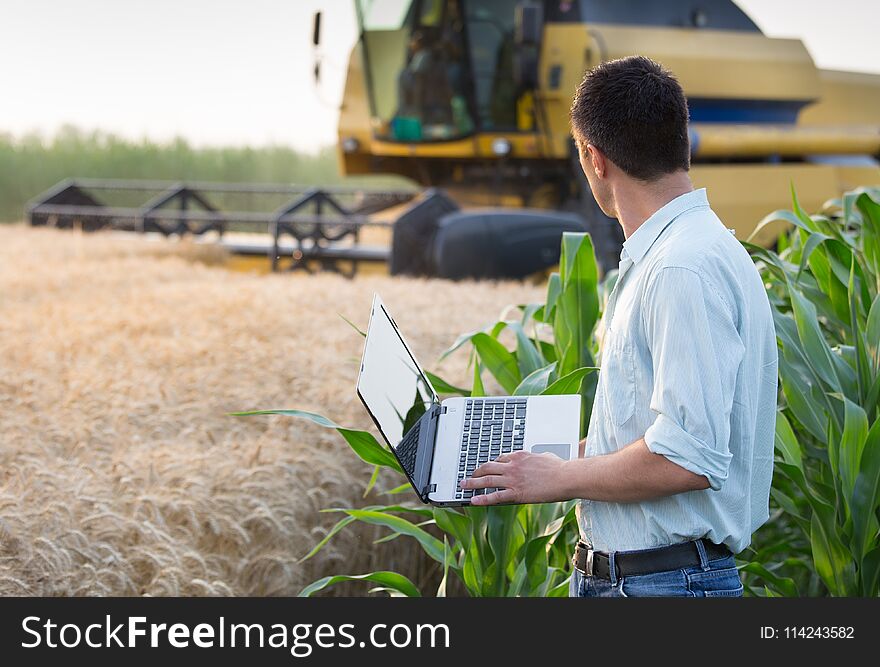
[743,186,880,596]
[236,233,603,596]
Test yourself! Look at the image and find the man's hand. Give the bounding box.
[459,438,711,507]
[459,451,571,506]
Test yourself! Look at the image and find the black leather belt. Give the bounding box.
[573,539,731,580]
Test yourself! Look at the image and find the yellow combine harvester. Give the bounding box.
[29,1,880,279]
[328,0,880,271]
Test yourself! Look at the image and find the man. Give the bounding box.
[460,56,778,598]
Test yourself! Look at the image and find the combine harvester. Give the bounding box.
[29,0,880,277]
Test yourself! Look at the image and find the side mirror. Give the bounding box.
[312,11,322,47]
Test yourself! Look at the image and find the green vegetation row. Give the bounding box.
[240,185,880,597]
[0,126,404,223]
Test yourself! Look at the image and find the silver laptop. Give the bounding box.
[356,293,581,506]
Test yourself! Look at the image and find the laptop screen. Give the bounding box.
[357,295,437,449]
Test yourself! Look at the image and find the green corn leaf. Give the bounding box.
[519,302,544,326]
[796,232,834,280]
[778,353,828,442]
[851,419,880,560]
[774,411,802,469]
[471,332,522,394]
[744,240,796,283]
[304,505,434,565]
[425,371,471,397]
[810,510,855,596]
[508,560,530,598]
[320,504,434,517]
[867,295,880,370]
[298,515,358,563]
[539,340,557,363]
[554,233,600,377]
[777,229,791,254]
[383,482,412,495]
[542,366,597,395]
[338,312,366,337]
[769,487,809,533]
[546,576,571,597]
[848,259,871,406]
[738,562,799,597]
[786,280,841,392]
[775,462,835,521]
[343,509,446,563]
[368,587,412,597]
[860,547,880,597]
[439,326,487,361]
[300,571,421,598]
[747,208,812,243]
[524,533,555,593]
[486,505,523,596]
[865,373,880,423]
[363,464,381,498]
[437,537,451,597]
[855,192,880,289]
[544,272,562,321]
[462,541,485,596]
[507,321,545,377]
[230,409,401,472]
[471,356,486,397]
[838,398,869,505]
[486,320,507,340]
[514,362,557,396]
[433,507,472,545]
[791,184,820,233]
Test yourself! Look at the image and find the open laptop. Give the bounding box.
[356,293,581,506]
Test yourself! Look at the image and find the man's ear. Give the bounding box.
[586,144,607,179]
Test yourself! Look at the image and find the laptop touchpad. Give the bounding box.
[531,444,571,460]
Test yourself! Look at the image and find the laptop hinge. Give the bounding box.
[416,403,444,503]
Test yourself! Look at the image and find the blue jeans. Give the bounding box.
[569,543,743,598]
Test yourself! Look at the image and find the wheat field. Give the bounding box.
[0,224,543,596]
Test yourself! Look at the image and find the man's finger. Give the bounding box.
[469,461,507,477]
[460,474,504,490]
[471,488,517,506]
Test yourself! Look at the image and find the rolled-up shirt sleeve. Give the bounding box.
[642,266,744,490]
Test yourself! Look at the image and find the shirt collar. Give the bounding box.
[621,188,708,264]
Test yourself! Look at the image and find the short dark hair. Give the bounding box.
[570,56,690,181]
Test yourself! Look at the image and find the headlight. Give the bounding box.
[491,138,512,157]
[341,137,360,153]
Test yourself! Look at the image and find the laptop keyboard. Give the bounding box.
[456,398,527,501]
[396,420,420,477]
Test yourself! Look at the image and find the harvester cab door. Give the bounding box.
[357,0,477,142]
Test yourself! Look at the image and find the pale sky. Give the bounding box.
[1,0,878,152]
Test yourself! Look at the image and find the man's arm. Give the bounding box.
[463,266,742,506]
[460,437,709,506]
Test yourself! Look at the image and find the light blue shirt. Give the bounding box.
[577,188,778,554]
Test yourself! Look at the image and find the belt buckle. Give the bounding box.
[574,544,595,576]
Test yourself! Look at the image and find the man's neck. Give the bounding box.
[612,172,694,240]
